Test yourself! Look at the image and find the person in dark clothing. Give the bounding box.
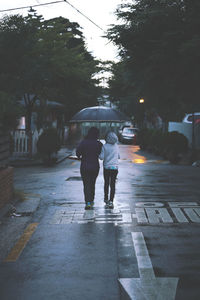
[76,127,102,209]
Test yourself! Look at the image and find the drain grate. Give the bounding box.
[66,176,82,181]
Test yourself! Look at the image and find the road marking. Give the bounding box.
[171,208,189,223]
[132,208,148,223]
[83,210,95,220]
[50,202,200,225]
[145,208,173,223]
[51,208,124,224]
[136,202,164,208]
[119,232,179,300]
[184,208,200,223]
[4,223,38,262]
[121,212,132,223]
[168,202,199,208]
[133,202,200,224]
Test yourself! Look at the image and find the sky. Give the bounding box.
[0,0,127,62]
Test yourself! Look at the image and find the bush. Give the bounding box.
[137,129,150,150]
[137,129,188,163]
[37,128,61,165]
[165,131,188,163]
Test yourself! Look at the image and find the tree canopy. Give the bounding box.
[107,0,200,122]
[0,10,101,129]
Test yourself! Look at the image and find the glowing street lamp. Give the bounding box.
[139,98,144,104]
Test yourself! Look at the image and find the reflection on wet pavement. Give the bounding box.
[119,145,168,164]
[131,146,147,164]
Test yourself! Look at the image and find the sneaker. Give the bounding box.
[104,198,108,204]
[105,202,109,209]
[85,202,91,210]
[108,201,114,209]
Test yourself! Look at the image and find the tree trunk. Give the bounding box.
[24,93,37,158]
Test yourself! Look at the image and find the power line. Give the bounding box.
[63,0,104,32]
[0,0,105,32]
[0,1,64,13]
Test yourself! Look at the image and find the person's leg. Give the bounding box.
[109,169,118,202]
[81,170,91,204]
[90,170,99,204]
[103,168,110,202]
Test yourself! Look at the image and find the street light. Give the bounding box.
[138,98,145,128]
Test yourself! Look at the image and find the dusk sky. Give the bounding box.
[0,0,128,61]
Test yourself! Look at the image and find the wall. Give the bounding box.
[0,167,14,209]
[168,122,200,149]
[0,125,9,167]
[0,125,14,209]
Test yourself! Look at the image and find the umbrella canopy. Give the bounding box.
[70,106,129,122]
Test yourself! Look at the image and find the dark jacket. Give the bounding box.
[76,139,102,172]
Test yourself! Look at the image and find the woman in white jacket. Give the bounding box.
[99,131,120,208]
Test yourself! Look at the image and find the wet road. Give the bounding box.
[0,144,200,299]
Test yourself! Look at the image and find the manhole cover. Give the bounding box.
[66,176,82,181]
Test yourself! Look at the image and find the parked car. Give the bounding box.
[119,127,139,144]
[118,125,129,137]
[182,113,200,124]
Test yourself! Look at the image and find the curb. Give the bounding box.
[0,197,19,221]
[9,151,74,168]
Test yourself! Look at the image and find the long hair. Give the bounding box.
[85,127,99,140]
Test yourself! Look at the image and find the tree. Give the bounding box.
[37,16,101,119]
[0,10,101,130]
[107,0,200,122]
[0,92,22,130]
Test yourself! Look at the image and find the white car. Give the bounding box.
[182,113,200,124]
[119,127,139,144]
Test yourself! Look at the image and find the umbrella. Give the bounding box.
[70,106,129,122]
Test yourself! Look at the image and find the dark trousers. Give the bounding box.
[103,168,118,202]
[81,169,99,203]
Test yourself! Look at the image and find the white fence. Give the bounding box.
[168,122,200,149]
[11,130,41,157]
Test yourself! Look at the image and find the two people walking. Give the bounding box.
[76,127,120,210]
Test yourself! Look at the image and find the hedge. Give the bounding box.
[137,129,188,163]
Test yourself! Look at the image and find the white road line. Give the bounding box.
[184,208,200,223]
[168,202,199,207]
[83,210,95,220]
[122,212,132,223]
[132,232,155,279]
[145,208,173,223]
[171,208,189,223]
[119,232,179,300]
[132,208,148,223]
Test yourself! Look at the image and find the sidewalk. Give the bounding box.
[9,145,76,168]
[1,143,77,220]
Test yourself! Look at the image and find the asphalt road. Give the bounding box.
[0,144,200,300]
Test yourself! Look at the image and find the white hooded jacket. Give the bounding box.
[99,132,120,169]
